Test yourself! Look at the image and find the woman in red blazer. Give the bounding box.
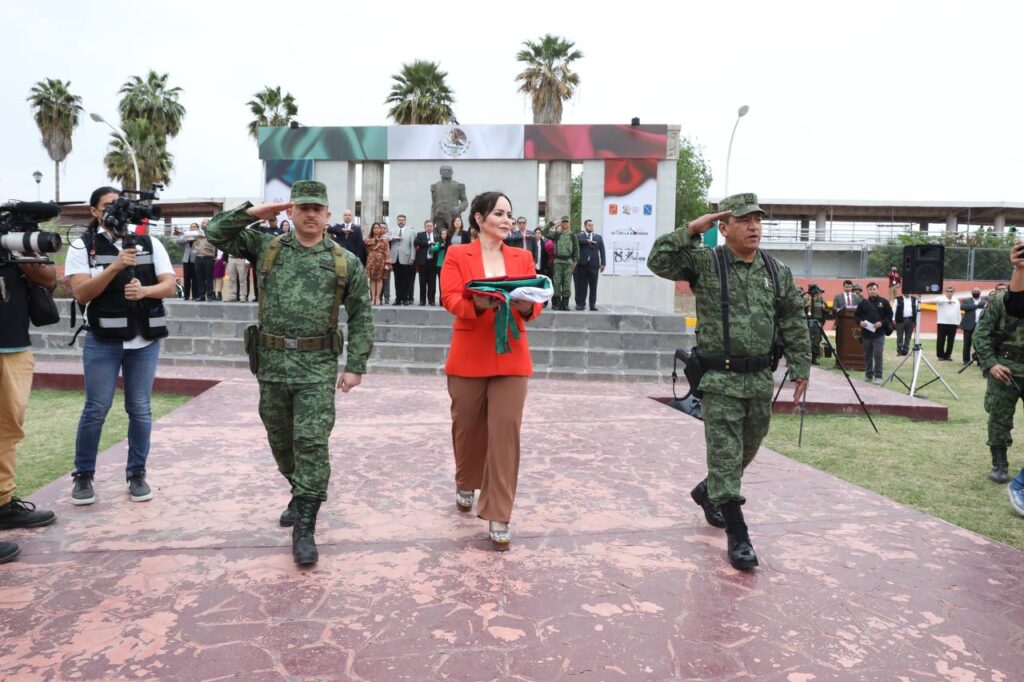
[440,191,543,551]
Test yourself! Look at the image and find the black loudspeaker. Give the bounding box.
[902,244,944,294]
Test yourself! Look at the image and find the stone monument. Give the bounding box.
[429,165,468,232]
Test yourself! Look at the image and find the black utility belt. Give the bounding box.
[700,354,773,373]
[997,347,1024,363]
[258,331,332,352]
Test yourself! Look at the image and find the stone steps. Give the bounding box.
[34,300,692,382]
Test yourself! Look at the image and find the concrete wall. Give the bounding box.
[388,160,540,230]
[314,161,356,216]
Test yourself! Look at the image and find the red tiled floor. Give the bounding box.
[1,366,1019,680]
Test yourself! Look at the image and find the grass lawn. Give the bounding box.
[14,389,190,497]
[764,333,1024,551]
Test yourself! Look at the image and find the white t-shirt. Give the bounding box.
[65,231,174,349]
[935,295,962,326]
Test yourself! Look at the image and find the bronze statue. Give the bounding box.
[430,165,468,232]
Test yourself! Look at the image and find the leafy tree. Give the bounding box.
[675,137,713,226]
[569,173,585,231]
[247,86,298,140]
[385,61,455,125]
[118,70,185,139]
[515,34,583,124]
[26,78,83,201]
[103,119,174,189]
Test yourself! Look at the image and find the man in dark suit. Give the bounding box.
[327,208,366,265]
[831,279,861,313]
[574,219,606,311]
[414,219,439,305]
[959,286,987,365]
[892,285,919,356]
[506,217,528,249]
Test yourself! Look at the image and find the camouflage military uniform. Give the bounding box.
[552,230,579,305]
[973,292,1021,479]
[206,194,373,502]
[648,209,810,506]
[807,296,828,363]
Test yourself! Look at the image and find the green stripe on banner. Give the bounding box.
[703,223,720,247]
[258,127,388,160]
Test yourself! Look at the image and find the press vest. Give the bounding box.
[0,265,30,349]
[83,233,168,341]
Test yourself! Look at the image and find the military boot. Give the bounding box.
[719,501,759,570]
[279,498,297,527]
[292,496,321,565]
[689,478,725,528]
[552,296,562,310]
[990,447,1010,483]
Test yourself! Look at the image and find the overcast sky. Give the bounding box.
[1,0,1019,208]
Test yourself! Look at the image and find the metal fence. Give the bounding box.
[781,245,1016,281]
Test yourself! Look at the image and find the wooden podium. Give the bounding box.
[833,309,865,371]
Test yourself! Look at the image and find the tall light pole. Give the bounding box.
[90,112,140,191]
[724,104,749,197]
[32,170,42,200]
[706,105,750,247]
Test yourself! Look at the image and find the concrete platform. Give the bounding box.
[1,368,1018,680]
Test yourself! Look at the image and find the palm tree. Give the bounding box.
[385,60,456,125]
[118,70,186,139]
[26,78,83,202]
[104,119,174,189]
[247,86,299,140]
[514,34,583,124]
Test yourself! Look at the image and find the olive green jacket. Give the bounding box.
[648,227,811,397]
[206,203,374,381]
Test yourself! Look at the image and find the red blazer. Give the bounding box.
[441,241,543,377]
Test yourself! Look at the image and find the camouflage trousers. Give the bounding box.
[258,381,336,500]
[809,322,824,358]
[984,361,1024,449]
[553,261,573,299]
[701,392,772,505]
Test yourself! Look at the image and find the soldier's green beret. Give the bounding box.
[290,180,329,207]
[719,192,766,217]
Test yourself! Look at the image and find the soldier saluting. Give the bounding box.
[649,193,810,570]
[206,181,374,566]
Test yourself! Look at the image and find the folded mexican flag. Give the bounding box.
[463,275,553,353]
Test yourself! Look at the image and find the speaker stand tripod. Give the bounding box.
[885,314,957,399]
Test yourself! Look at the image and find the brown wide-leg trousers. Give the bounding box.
[447,375,529,523]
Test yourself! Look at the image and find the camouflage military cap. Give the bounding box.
[560,215,570,222]
[719,192,766,217]
[290,180,329,206]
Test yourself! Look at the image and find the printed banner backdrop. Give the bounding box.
[603,159,658,276]
[264,159,313,223]
[388,125,524,160]
[258,127,387,160]
[525,125,668,160]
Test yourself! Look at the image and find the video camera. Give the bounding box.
[0,201,63,265]
[100,185,162,238]
[807,284,824,296]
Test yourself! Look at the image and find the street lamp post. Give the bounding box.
[724,104,749,197]
[90,112,140,191]
[32,170,42,200]
[706,105,750,247]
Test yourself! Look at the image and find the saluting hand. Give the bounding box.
[246,202,293,221]
[686,211,732,236]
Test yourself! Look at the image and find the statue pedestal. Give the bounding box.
[834,309,865,371]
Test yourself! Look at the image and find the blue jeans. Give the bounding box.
[74,334,161,479]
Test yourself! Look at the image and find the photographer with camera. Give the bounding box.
[64,187,175,505]
[0,252,59,563]
[806,284,828,365]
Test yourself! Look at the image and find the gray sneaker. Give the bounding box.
[873,377,882,385]
[127,472,153,502]
[71,474,96,506]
